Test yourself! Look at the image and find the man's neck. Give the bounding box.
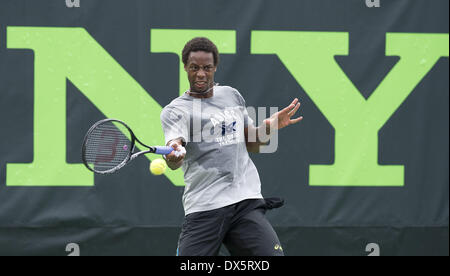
[187,85,215,98]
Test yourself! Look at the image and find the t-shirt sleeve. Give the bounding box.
[233,88,254,128]
[160,105,189,146]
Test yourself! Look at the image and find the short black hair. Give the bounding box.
[182,37,219,66]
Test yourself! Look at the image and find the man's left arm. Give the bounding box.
[245,98,303,153]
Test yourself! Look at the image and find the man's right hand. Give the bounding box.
[165,139,186,170]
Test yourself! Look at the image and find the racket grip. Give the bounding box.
[154,146,174,155]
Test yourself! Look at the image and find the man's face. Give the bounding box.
[185,51,216,93]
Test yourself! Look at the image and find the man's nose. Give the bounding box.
[196,69,206,78]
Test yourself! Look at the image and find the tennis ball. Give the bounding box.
[150,158,167,175]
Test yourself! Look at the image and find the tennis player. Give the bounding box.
[160,37,303,256]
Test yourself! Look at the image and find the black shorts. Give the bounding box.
[176,198,285,256]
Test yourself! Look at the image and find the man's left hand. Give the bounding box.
[263,98,303,131]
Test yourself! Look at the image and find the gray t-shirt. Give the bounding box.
[160,86,263,215]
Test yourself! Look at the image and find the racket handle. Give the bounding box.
[154,146,174,155]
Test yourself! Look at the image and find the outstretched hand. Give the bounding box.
[263,98,303,131]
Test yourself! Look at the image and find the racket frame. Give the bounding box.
[82,118,160,174]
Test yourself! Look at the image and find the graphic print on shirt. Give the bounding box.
[209,107,241,147]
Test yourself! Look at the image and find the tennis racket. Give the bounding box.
[82,118,175,174]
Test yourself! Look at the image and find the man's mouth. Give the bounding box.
[194,81,207,89]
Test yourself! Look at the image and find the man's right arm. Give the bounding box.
[160,105,188,170]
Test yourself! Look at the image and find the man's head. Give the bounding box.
[182,37,219,93]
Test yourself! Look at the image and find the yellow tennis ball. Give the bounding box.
[150,158,167,175]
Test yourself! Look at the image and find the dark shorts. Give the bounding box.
[177,198,285,256]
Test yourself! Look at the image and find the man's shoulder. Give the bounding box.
[218,85,240,95]
[163,94,191,109]
[217,85,245,105]
[161,94,191,119]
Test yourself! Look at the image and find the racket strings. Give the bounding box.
[84,121,132,172]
